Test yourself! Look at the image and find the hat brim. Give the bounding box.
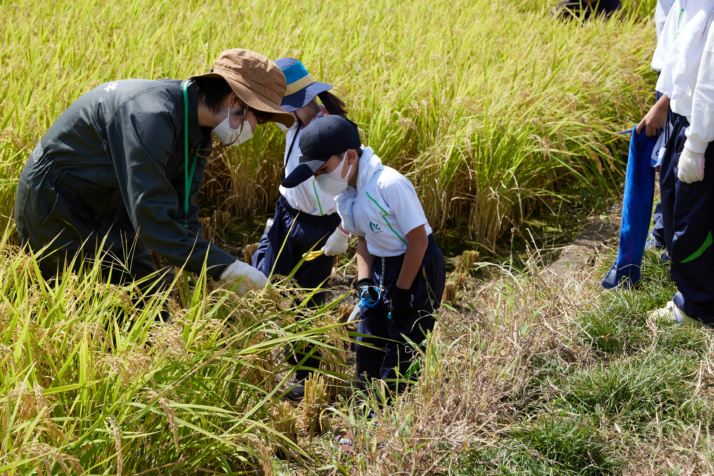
[280,160,328,188]
[281,82,333,112]
[190,72,295,128]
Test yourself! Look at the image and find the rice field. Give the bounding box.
[2,0,657,245]
[5,0,708,474]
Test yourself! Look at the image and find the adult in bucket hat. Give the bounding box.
[190,49,293,128]
[14,48,292,300]
[250,58,349,401]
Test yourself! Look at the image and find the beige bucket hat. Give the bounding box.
[191,48,295,128]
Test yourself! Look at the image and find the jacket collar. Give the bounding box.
[184,80,213,153]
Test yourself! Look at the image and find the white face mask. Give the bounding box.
[212,106,253,146]
[316,152,352,196]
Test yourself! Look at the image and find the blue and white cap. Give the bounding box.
[275,58,332,112]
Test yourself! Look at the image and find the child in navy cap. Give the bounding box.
[282,115,446,397]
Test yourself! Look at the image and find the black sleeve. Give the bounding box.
[104,99,234,279]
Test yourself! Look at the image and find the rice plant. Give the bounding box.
[1,0,656,244]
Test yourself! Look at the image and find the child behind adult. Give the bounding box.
[251,59,350,401]
[281,115,446,397]
[252,58,350,301]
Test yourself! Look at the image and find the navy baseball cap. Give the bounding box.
[281,115,362,188]
[275,58,332,112]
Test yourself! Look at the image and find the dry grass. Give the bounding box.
[300,254,604,474]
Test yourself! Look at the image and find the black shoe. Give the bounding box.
[284,377,305,401]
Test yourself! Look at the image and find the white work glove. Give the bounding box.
[219,260,268,295]
[321,228,350,256]
[678,148,705,183]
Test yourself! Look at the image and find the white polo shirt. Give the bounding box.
[278,116,338,216]
[347,165,432,257]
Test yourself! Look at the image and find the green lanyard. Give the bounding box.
[182,81,199,228]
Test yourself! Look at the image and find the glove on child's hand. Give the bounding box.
[389,286,414,327]
[322,228,350,256]
[678,148,705,183]
[356,278,380,306]
[220,260,268,295]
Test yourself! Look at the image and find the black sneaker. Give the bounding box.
[284,377,305,401]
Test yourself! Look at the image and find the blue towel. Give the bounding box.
[601,127,657,289]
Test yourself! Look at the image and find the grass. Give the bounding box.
[440,249,714,476]
[3,216,714,473]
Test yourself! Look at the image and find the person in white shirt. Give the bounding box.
[251,58,349,400]
[281,115,446,398]
[252,59,349,296]
[655,2,714,326]
[638,0,676,252]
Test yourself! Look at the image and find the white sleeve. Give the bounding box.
[685,16,714,154]
[380,171,428,237]
[283,125,301,174]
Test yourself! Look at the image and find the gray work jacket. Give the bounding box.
[14,79,235,280]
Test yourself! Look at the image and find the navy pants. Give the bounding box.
[660,114,714,323]
[555,0,621,19]
[252,195,340,378]
[651,202,666,250]
[650,90,666,251]
[252,195,340,304]
[355,235,446,395]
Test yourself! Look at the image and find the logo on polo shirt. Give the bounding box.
[369,222,382,234]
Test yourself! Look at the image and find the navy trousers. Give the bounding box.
[355,235,446,394]
[556,0,621,19]
[252,195,341,378]
[252,195,340,304]
[651,201,666,250]
[660,115,714,323]
[650,90,666,250]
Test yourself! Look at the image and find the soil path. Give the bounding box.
[545,204,621,280]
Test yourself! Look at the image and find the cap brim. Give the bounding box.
[280,161,327,188]
[280,82,332,112]
[190,72,295,128]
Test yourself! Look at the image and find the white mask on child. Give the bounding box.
[316,152,352,196]
[212,107,253,146]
